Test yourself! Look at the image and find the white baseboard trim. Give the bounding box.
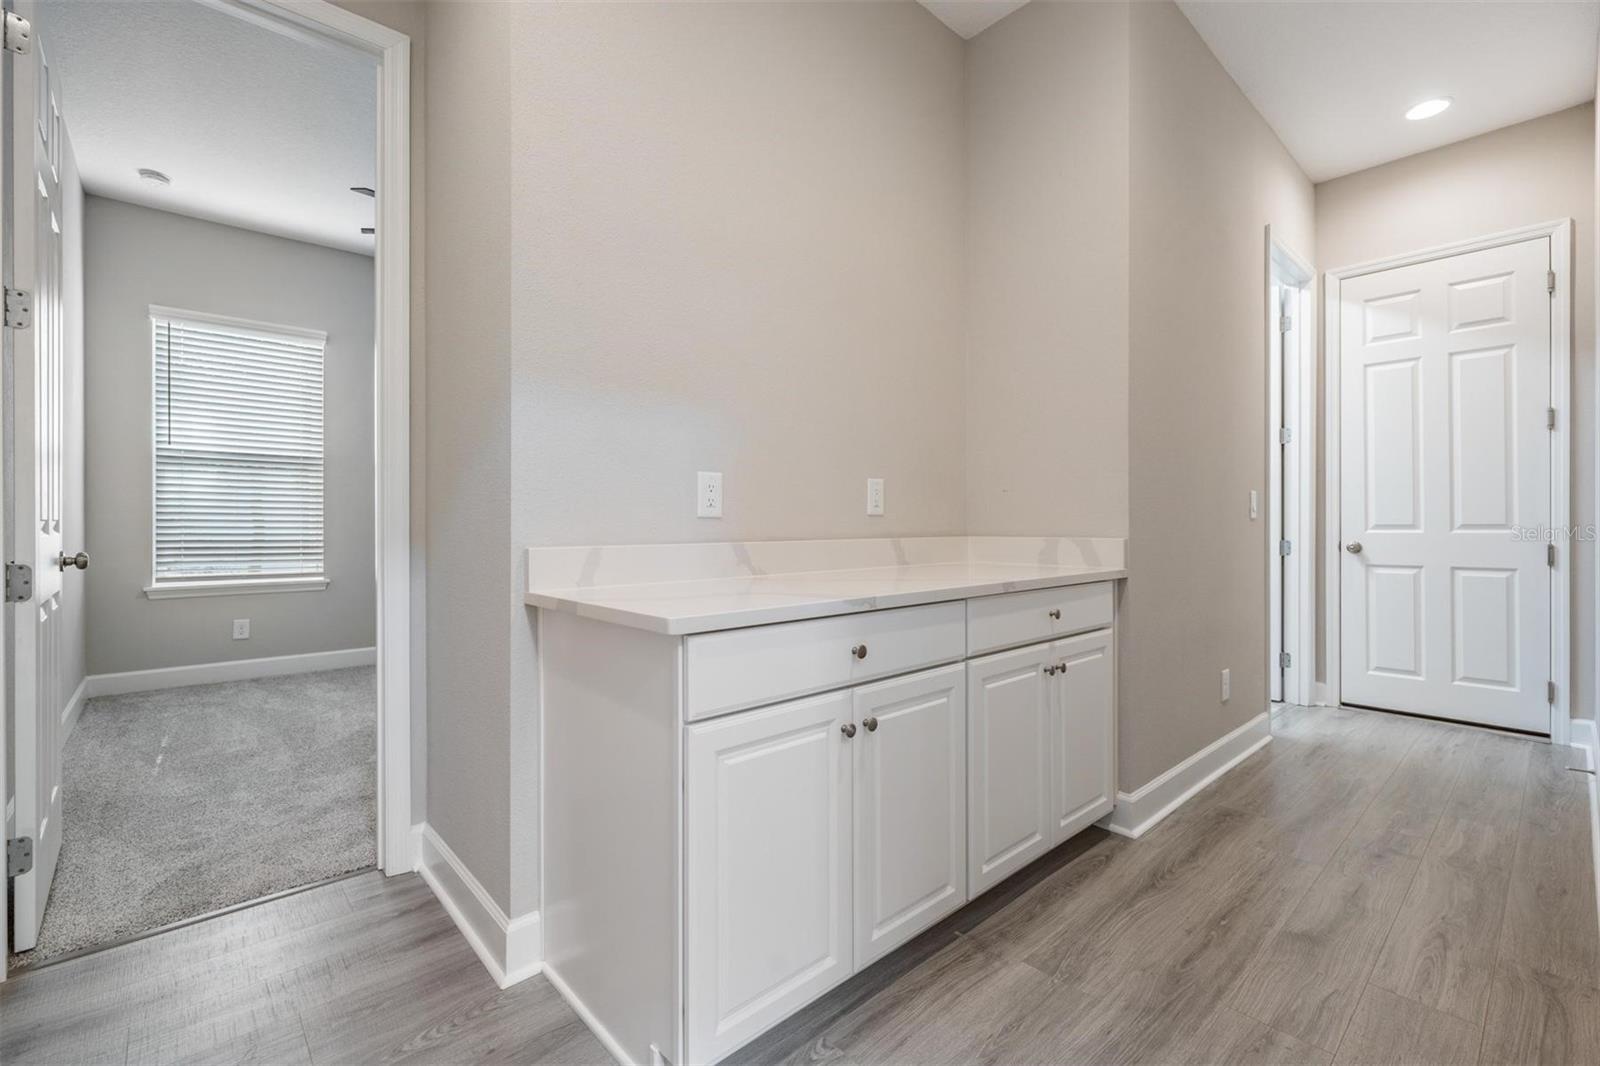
[1100,711,1272,839]
[416,823,541,989]
[84,646,377,698]
[59,675,89,742]
[543,962,638,1066]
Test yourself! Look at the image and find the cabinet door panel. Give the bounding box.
[853,663,967,968]
[967,644,1053,897]
[1051,628,1116,843]
[685,690,853,1063]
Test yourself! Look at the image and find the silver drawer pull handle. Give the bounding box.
[1048,608,1061,620]
[840,722,857,739]
[852,644,868,660]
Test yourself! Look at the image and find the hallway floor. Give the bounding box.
[3,704,1594,1064]
[7,667,375,971]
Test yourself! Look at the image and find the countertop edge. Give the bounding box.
[525,567,1128,636]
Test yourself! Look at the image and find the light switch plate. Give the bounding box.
[1249,490,1259,520]
[1221,667,1231,702]
[697,471,723,518]
[866,478,884,516]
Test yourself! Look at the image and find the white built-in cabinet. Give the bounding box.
[684,664,970,1062]
[540,578,1118,1066]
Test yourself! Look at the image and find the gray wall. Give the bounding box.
[1315,105,1596,718]
[83,197,376,675]
[63,128,87,709]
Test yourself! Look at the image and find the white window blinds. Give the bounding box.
[151,307,327,584]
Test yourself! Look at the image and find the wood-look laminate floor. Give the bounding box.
[3,705,1596,1065]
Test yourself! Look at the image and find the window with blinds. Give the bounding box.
[150,307,327,587]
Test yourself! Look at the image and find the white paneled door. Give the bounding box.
[1339,237,1551,733]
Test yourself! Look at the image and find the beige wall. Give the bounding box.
[419,0,967,915]
[1316,104,1596,718]
[964,0,1130,538]
[1121,0,1315,789]
[422,0,514,909]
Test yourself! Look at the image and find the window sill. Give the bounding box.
[144,577,330,600]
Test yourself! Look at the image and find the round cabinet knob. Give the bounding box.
[840,722,857,739]
[1345,542,1363,555]
[851,643,868,660]
[58,551,89,572]
[863,716,878,732]
[1048,608,1061,620]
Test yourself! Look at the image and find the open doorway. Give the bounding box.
[1267,228,1315,709]
[5,0,381,971]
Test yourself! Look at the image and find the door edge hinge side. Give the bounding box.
[4,288,32,330]
[5,561,32,602]
[6,836,33,877]
[1549,543,1557,568]
[2,12,30,55]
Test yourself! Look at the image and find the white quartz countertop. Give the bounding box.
[525,560,1127,635]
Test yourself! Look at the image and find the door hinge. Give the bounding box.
[6,836,33,877]
[5,561,32,602]
[1548,543,1557,568]
[1279,313,1292,334]
[1549,407,1557,430]
[4,288,32,330]
[1279,426,1294,445]
[1549,680,1558,705]
[1548,270,1557,294]
[1279,651,1292,671]
[2,12,30,55]
[1278,539,1293,557]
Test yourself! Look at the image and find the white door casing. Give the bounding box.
[966,643,1052,897]
[852,663,966,969]
[1338,237,1552,733]
[9,1,67,952]
[684,689,853,1064]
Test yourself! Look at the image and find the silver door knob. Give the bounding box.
[1345,542,1363,554]
[840,722,857,739]
[851,644,868,660]
[1048,608,1061,620]
[58,551,88,571]
[863,716,878,732]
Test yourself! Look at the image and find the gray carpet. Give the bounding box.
[8,666,375,970]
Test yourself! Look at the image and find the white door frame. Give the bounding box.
[1,0,412,975]
[1267,226,1316,708]
[1322,219,1571,743]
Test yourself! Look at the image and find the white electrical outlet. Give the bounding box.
[1221,667,1231,702]
[866,478,884,516]
[233,618,251,640]
[697,471,723,518]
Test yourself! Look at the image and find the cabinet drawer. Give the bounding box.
[685,602,966,720]
[966,582,1114,656]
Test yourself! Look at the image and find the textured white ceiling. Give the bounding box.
[1177,1,1600,183]
[918,0,1030,39]
[36,0,376,254]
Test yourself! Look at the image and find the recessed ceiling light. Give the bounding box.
[137,168,170,186]
[1405,98,1451,121]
